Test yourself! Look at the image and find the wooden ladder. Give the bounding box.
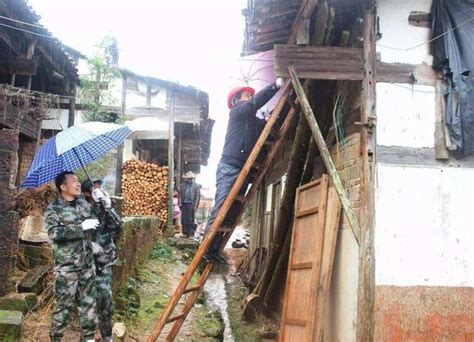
[147,81,302,341]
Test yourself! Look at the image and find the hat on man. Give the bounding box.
[182,171,196,179]
[227,86,255,109]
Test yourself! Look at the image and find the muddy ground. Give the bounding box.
[21,234,274,341]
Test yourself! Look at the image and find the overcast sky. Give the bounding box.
[28,0,248,194]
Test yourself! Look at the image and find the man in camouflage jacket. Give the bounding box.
[45,171,98,342]
[82,179,122,342]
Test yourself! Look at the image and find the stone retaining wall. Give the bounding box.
[112,216,164,291]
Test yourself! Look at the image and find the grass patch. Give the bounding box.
[149,242,175,262]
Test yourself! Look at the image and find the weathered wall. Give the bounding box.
[112,216,164,291]
[320,133,361,342]
[0,129,20,295]
[374,0,474,338]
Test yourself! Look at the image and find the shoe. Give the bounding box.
[208,252,227,265]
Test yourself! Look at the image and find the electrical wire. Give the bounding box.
[0,15,47,30]
[388,82,474,94]
[0,22,55,39]
[376,16,474,51]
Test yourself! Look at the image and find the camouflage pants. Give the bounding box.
[96,266,113,338]
[51,267,97,340]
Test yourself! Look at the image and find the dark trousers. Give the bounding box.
[205,161,249,253]
[182,203,196,236]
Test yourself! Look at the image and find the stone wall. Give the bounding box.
[0,129,20,295]
[112,216,164,291]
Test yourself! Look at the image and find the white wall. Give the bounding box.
[124,78,167,110]
[375,164,474,287]
[376,83,435,148]
[325,229,359,341]
[377,0,433,65]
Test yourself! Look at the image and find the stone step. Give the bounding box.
[0,310,23,340]
[0,292,38,313]
[17,265,50,294]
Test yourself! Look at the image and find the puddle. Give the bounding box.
[204,272,234,342]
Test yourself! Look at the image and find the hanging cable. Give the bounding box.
[376,16,474,51]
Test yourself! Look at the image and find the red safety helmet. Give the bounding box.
[227,86,255,109]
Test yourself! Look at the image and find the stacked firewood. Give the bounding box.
[16,184,57,217]
[121,160,168,220]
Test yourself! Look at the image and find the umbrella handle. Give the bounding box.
[72,147,94,184]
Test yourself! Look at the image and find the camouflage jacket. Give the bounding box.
[45,196,95,272]
[91,204,122,270]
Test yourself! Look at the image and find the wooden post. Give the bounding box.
[26,41,36,90]
[356,6,376,341]
[146,83,151,107]
[67,81,76,127]
[288,66,360,245]
[115,75,127,195]
[176,125,182,189]
[167,87,175,231]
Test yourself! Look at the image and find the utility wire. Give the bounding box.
[0,22,56,39]
[388,83,474,94]
[0,15,47,30]
[376,16,474,51]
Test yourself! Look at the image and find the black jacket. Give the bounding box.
[220,83,280,168]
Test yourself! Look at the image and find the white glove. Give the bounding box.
[92,188,105,203]
[101,194,112,209]
[275,77,285,88]
[93,189,112,208]
[81,219,99,231]
[91,242,105,256]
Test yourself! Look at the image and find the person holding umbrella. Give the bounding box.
[45,171,99,342]
[82,179,122,342]
[21,122,134,341]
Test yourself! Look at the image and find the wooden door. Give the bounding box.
[279,175,329,341]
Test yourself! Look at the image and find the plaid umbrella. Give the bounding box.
[22,121,132,188]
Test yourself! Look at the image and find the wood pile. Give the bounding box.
[121,160,168,220]
[16,184,56,218]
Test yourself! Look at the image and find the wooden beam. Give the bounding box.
[311,1,329,46]
[274,45,437,84]
[288,66,360,245]
[274,45,365,81]
[288,0,320,44]
[376,62,436,85]
[296,19,310,46]
[0,57,37,75]
[434,78,449,159]
[357,6,377,342]
[0,29,20,54]
[408,11,431,28]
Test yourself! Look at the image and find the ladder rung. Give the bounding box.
[235,194,246,203]
[270,128,281,140]
[264,140,274,146]
[253,163,264,171]
[287,96,297,110]
[183,285,201,294]
[166,313,185,324]
[218,226,233,233]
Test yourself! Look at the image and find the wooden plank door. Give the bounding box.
[279,175,329,341]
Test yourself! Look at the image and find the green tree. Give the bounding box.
[80,36,120,123]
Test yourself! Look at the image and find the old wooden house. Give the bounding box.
[240,0,473,340]
[119,69,213,180]
[0,0,78,295]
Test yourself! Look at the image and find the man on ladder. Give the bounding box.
[203,78,284,263]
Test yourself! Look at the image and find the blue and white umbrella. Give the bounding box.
[22,121,132,188]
